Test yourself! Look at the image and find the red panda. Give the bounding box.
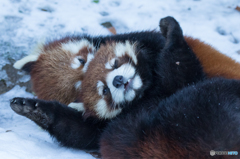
[10,17,240,158]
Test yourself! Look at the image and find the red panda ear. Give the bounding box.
[73,90,83,103]
[13,54,39,73]
[73,96,83,103]
[13,41,44,73]
[21,61,36,73]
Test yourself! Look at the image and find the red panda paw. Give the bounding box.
[159,16,183,43]
[10,97,54,129]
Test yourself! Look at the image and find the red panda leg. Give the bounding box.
[156,16,205,95]
[10,97,108,150]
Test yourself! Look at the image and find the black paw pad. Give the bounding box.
[10,97,52,129]
[10,97,38,115]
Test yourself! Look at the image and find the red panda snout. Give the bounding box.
[106,63,142,104]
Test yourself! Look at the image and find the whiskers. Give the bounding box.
[110,87,123,108]
[110,88,118,108]
[124,56,133,77]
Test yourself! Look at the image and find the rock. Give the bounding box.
[0,63,32,95]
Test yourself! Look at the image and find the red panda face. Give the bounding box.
[14,38,95,104]
[78,41,143,119]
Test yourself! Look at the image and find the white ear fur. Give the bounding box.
[13,55,39,69]
[13,40,45,69]
[68,102,85,112]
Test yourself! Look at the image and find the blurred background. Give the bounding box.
[0,0,239,158]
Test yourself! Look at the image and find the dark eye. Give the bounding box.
[78,59,85,65]
[103,86,109,95]
[113,60,118,69]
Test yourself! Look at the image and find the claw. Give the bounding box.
[22,100,26,105]
[35,103,39,107]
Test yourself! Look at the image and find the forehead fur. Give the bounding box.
[115,40,137,64]
[62,39,95,54]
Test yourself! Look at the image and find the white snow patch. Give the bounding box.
[0,86,94,159]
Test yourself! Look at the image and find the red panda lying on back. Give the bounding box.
[10,17,240,158]
[14,22,240,106]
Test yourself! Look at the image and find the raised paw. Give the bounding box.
[10,97,53,129]
[159,16,183,41]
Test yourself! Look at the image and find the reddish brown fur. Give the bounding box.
[184,36,240,79]
[31,43,93,105]
[101,130,237,159]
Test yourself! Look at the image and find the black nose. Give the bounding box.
[113,75,124,88]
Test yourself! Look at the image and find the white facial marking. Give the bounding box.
[113,89,125,104]
[95,99,122,119]
[105,58,116,69]
[97,81,105,96]
[62,39,95,54]
[82,53,94,73]
[125,89,136,102]
[106,63,136,104]
[95,99,107,118]
[115,41,137,64]
[74,81,82,90]
[68,102,85,112]
[132,74,143,90]
[13,55,39,69]
[71,57,81,69]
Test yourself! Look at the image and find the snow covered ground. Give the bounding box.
[0,0,239,158]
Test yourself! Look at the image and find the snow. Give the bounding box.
[0,0,239,158]
[0,86,94,159]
